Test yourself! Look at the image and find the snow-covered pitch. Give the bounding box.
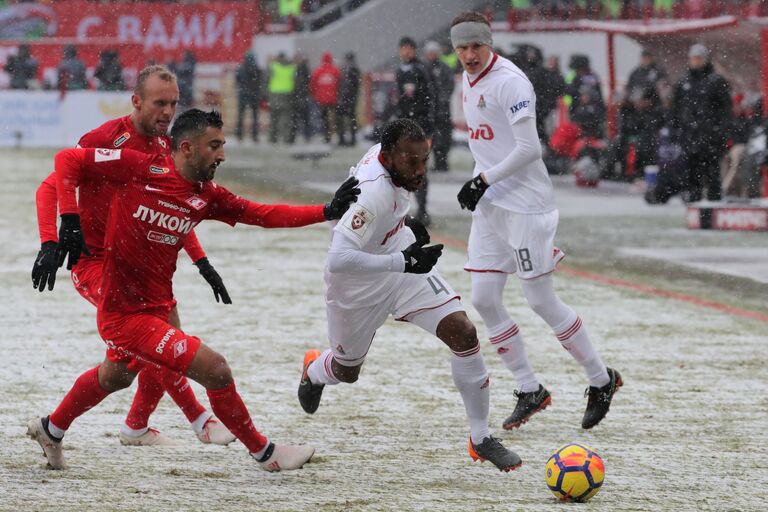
[2,147,766,511]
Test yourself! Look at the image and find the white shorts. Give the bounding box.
[326,269,464,366]
[465,204,564,280]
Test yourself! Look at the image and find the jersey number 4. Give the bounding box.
[427,276,449,295]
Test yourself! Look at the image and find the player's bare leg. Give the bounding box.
[121,306,235,446]
[435,311,522,472]
[186,343,314,471]
[28,358,137,469]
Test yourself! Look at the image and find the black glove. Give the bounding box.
[457,175,490,212]
[32,241,58,292]
[402,241,444,274]
[55,214,90,270]
[324,176,361,220]
[404,215,430,246]
[194,257,231,304]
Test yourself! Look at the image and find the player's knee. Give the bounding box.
[205,352,233,388]
[98,365,135,392]
[438,313,479,352]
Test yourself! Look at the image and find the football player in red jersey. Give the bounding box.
[32,66,236,447]
[28,108,360,471]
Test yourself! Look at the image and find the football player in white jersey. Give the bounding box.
[298,119,522,472]
[451,12,622,430]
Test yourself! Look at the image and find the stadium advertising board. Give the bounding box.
[0,1,259,63]
[0,90,132,147]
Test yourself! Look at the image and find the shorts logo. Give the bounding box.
[155,328,176,354]
[342,204,374,238]
[149,165,170,174]
[147,230,179,245]
[113,132,131,147]
[173,339,188,358]
[335,344,345,355]
[476,94,486,110]
[94,148,122,162]
[480,376,490,389]
[186,196,207,210]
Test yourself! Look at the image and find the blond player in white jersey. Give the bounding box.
[297,119,522,472]
[451,12,622,430]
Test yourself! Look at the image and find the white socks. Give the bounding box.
[47,419,66,439]
[451,347,492,443]
[520,275,609,387]
[471,272,539,392]
[120,424,149,438]
[191,411,213,435]
[307,349,340,386]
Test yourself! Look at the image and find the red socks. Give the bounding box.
[206,382,268,453]
[49,366,111,430]
[124,365,206,429]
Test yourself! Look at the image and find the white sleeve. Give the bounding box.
[482,115,542,184]
[327,230,405,273]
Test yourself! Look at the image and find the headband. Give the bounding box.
[450,21,493,49]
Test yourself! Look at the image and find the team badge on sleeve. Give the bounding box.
[342,204,374,238]
[95,148,122,162]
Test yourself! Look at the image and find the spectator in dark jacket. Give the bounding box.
[290,53,312,143]
[512,44,563,143]
[395,36,435,225]
[310,51,341,143]
[424,40,454,171]
[57,45,87,91]
[566,54,604,125]
[336,52,360,147]
[671,44,732,202]
[174,51,196,108]
[5,44,38,90]
[626,50,667,102]
[236,52,263,142]
[94,49,125,91]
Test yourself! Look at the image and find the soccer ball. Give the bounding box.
[545,443,605,502]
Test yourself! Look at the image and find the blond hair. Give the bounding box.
[134,65,177,97]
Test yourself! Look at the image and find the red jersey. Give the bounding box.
[55,147,326,315]
[36,115,207,262]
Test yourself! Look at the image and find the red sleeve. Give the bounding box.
[207,185,326,227]
[55,147,150,215]
[239,202,326,227]
[36,172,59,243]
[182,229,207,263]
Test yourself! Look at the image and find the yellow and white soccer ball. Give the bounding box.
[545,443,605,502]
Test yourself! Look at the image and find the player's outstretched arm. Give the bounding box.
[32,173,60,291]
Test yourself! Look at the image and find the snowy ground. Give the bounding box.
[1,146,767,511]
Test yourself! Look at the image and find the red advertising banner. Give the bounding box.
[0,1,261,63]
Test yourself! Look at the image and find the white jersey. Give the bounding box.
[462,53,556,214]
[326,144,416,308]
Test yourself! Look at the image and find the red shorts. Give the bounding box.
[97,310,201,374]
[71,257,104,307]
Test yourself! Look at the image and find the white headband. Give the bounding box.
[450,21,493,49]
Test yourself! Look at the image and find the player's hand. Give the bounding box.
[32,241,58,292]
[404,215,430,246]
[324,176,361,220]
[457,175,490,211]
[55,214,91,270]
[402,241,444,274]
[194,257,232,304]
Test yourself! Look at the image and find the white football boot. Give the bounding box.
[196,416,236,446]
[27,417,66,470]
[119,427,181,446]
[257,442,315,472]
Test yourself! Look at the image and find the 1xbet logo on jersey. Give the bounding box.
[510,100,530,114]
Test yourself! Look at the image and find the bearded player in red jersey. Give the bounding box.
[28,108,360,471]
[32,65,236,447]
